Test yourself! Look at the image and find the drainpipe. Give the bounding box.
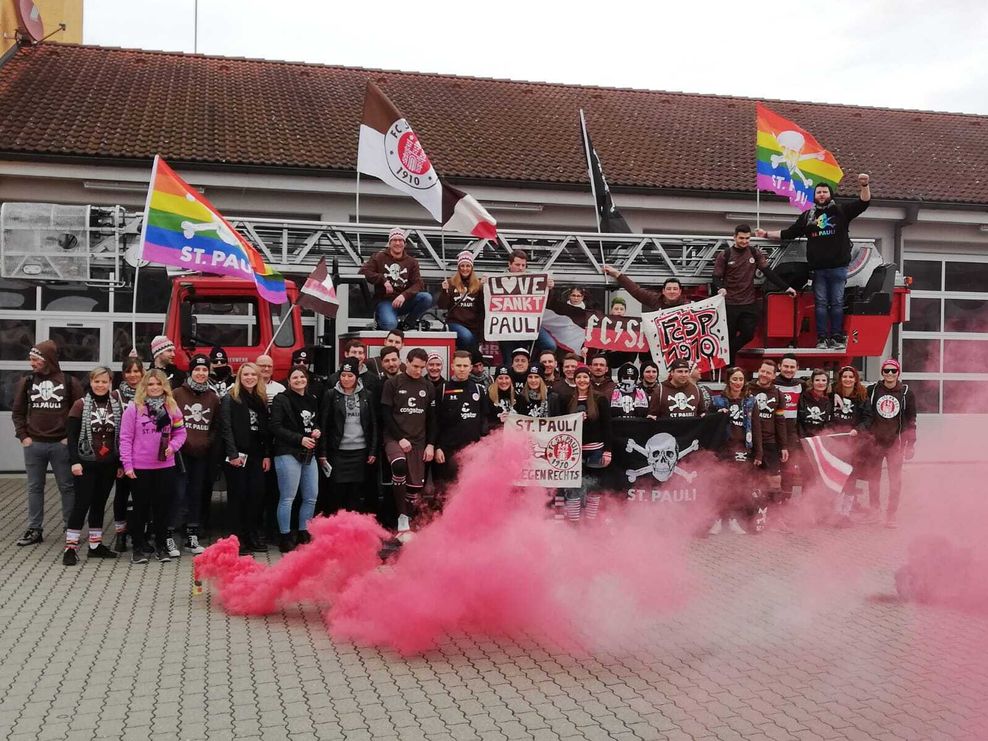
[890,204,920,362]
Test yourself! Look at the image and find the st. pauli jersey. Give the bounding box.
[775,376,802,441]
[381,373,436,446]
[435,379,486,451]
[648,381,704,419]
[749,383,788,449]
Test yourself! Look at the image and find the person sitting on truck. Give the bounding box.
[151,335,186,388]
[438,251,485,351]
[713,225,797,366]
[757,174,871,350]
[358,227,433,332]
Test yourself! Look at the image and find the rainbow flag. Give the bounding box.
[138,155,288,304]
[756,103,843,210]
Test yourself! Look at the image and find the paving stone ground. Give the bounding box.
[0,470,986,741]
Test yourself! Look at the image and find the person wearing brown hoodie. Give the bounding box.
[358,227,432,331]
[12,340,83,546]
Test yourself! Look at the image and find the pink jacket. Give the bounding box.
[119,401,187,473]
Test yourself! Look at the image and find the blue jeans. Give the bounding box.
[375,292,433,330]
[813,266,848,339]
[448,322,478,350]
[23,440,75,530]
[274,455,318,534]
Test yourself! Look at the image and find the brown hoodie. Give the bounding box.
[11,340,83,442]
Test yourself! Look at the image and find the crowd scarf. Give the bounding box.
[186,376,211,394]
[117,381,137,405]
[78,391,123,460]
[144,394,170,430]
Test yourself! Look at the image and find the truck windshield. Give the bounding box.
[183,298,261,348]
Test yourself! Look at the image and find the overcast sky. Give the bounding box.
[83,0,988,115]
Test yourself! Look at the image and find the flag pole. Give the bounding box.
[134,154,161,357]
[756,185,761,232]
[263,302,299,356]
[579,109,607,283]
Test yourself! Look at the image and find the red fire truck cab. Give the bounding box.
[163,276,303,378]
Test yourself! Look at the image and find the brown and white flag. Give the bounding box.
[356,81,497,240]
[297,257,339,318]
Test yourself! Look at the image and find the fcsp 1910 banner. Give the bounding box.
[504,413,583,488]
[642,295,730,374]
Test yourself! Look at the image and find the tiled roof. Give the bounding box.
[1,43,987,205]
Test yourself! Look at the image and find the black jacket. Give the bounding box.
[270,390,321,458]
[219,392,270,459]
[435,378,489,452]
[319,384,378,456]
[780,199,870,270]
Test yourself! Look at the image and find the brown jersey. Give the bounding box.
[749,383,788,450]
[648,380,704,419]
[381,373,436,446]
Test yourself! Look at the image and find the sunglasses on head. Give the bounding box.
[881,368,899,374]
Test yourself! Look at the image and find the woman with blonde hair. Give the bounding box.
[119,369,187,564]
[487,366,515,428]
[438,251,485,350]
[219,362,271,555]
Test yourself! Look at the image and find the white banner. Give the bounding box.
[505,413,583,488]
[641,295,730,375]
[483,272,551,341]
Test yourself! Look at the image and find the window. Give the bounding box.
[904,379,940,414]
[905,298,940,332]
[942,339,988,373]
[0,319,36,360]
[945,262,988,293]
[902,338,940,373]
[270,303,297,349]
[45,326,101,363]
[42,284,109,312]
[903,260,941,291]
[943,381,988,414]
[943,299,988,333]
[113,321,163,363]
[184,298,260,348]
[0,278,37,311]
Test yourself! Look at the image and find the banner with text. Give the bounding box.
[642,295,729,374]
[584,314,648,352]
[484,273,551,341]
[505,413,583,488]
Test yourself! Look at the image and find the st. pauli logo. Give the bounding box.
[385,120,437,190]
[642,295,729,374]
[505,413,583,487]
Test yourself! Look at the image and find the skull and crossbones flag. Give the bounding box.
[298,257,339,318]
[756,103,844,210]
[357,81,498,239]
[601,414,728,491]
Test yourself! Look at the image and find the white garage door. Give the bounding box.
[901,253,988,414]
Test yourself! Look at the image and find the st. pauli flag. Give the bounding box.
[139,156,288,304]
[600,415,728,502]
[297,257,339,318]
[356,81,498,239]
[579,110,632,233]
[504,413,583,488]
[483,273,551,341]
[756,103,844,210]
[641,295,729,374]
[540,298,648,355]
[800,434,855,493]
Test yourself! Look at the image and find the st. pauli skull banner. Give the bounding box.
[504,413,583,488]
[484,273,551,341]
[600,415,729,504]
[641,295,730,374]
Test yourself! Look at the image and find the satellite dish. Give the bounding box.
[15,0,45,43]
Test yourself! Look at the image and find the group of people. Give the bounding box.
[361,173,872,366]
[12,322,916,567]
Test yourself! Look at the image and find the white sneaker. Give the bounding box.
[727,518,747,535]
[165,537,181,558]
[184,535,205,554]
[707,519,723,536]
[396,514,410,533]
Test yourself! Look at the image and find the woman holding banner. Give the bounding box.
[514,366,562,418]
[439,251,485,351]
[563,366,613,523]
[796,369,834,522]
[830,366,872,525]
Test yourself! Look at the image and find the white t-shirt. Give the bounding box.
[264,379,286,405]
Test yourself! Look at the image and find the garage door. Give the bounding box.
[901,254,988,414]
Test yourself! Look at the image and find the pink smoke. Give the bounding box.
[195,432,698,654]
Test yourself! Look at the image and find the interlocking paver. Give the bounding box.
[1,476,988,741]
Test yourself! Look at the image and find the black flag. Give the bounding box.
[580,111,632,234]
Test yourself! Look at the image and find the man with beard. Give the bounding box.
[758,174,871,349]
[150,335,186,388]
[359,227,433,331]
[469,349,492,388]
[432,351,489,505]
[378,346,403,383]
[365,329,405,377]
[12,340,83,545]
[602,268,690,313]
[639,361,660,400]
[774,354,803,504]
[588,354,615,398]
[647,358,705,419]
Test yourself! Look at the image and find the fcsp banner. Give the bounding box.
[642,295,730,374]
[484,273,551,341]
[584,314,648,352]
[504,413,583,488]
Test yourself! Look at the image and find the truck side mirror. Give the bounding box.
[179,302,197,348]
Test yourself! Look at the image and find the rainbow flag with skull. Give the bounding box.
[756,103,843,210]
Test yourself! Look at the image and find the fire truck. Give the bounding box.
[0,203,908,379]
